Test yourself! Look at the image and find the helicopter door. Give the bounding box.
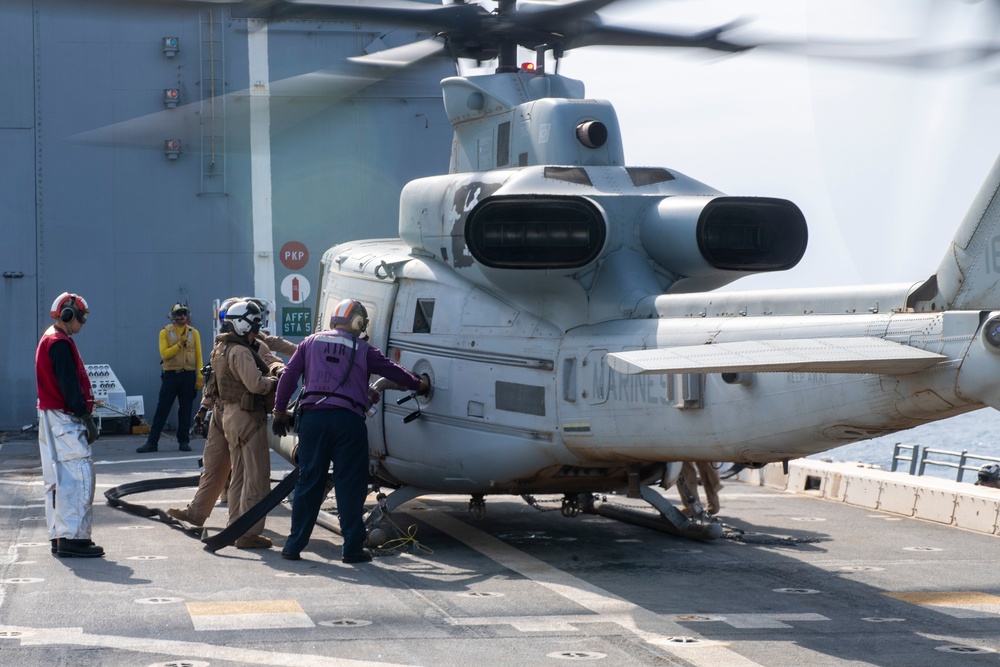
[318,276,399,458]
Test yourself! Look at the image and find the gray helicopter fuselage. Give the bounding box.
[312,235,990,496]
[295,69,1000,499]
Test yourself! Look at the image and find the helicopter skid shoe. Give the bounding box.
[591,486,722,541]
[362,485,433,542]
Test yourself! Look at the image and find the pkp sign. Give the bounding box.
[280,241,309,271]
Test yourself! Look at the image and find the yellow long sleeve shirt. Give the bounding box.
[160,323,204,390]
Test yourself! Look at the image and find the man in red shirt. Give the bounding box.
[36,292,104,558]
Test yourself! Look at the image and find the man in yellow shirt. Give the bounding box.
[137,303,204,453]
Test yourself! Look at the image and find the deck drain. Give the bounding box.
[774,588,820,595]
[861,617,906,623]
[120,525,154,530]
[839,566,884,572]
[902,547,942,552]
[675,614,725,622]
[546,651,607,660]
[935,645,995,655]
[136,597,183,605]
[614,539,641,543]
[458,591,504,598]
[276,572,313,578]
[0,630,32,639]
[0,578,44,584]
[663,636,702,644]
[789,517,826,522]
[150,661,211,667]
[128,555,168,561]
[12,542,47,548]
[319,619,372,627]
[663,548,702,554]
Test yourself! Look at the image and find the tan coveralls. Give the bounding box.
[211,334,280,539]
[181,337,294,525]
[678,461,723,516]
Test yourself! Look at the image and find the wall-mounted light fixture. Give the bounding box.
[162,37,179,57]
[164,139,181,160]
[163,88,180,108]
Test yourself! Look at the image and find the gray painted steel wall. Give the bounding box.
[0,0,452,429]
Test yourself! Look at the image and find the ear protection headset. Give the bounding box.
[329,299,369,336]
[50,292,89,324]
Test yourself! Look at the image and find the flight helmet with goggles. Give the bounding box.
[224,300,263,337]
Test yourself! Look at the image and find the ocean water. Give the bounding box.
[808,408,1000,482]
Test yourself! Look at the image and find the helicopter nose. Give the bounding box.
[956,312,1000,410]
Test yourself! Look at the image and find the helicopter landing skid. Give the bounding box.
[589,486,723,542]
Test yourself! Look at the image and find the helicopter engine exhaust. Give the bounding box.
[641,196,808,283]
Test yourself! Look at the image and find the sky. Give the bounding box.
[538,0,1000,290]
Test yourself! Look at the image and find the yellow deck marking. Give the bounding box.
[885,592,1000,606]
[186,600,314,631]
[187,600,304,615]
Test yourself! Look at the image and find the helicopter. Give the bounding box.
[256,0,1000,541]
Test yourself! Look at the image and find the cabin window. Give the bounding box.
[413,298,434,334]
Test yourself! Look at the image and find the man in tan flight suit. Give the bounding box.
[677,461,723,517]
[168,298,296,529]
[208,299,280,549]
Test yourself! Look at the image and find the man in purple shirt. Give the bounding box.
[272,298,429,563]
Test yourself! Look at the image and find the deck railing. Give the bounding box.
[891,443,1000,482]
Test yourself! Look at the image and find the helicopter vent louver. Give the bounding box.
[465,195,606,270]
[626,168,675,187]
[543,167,592,186]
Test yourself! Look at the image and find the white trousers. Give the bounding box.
[37,409,95,540]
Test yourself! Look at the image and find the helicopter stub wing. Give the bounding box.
[607,337,946,376]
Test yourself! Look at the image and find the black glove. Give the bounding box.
[194,406,208,429]
[81,414,99,445]
[272,411,289,437]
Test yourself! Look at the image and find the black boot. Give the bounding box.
[136,442,157,453]
[56,538,104,558]
[178,442,191,452]
[52,538,95,554]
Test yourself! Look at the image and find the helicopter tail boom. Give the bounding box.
[917,153,1000,312]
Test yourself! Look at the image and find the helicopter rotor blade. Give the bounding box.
[752,38,1000,71]
[567,21,753,53]
[69,66,391,151]
[286,0,489,32]
[348,37,447,69]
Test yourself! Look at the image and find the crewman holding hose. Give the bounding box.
[168,298,295,528]
[208,299,282,549]
[272,298,429,563]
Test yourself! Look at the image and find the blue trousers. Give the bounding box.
[285,409,369,557]
[147,370,197,446]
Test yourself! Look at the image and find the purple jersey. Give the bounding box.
[274,330,421,417]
